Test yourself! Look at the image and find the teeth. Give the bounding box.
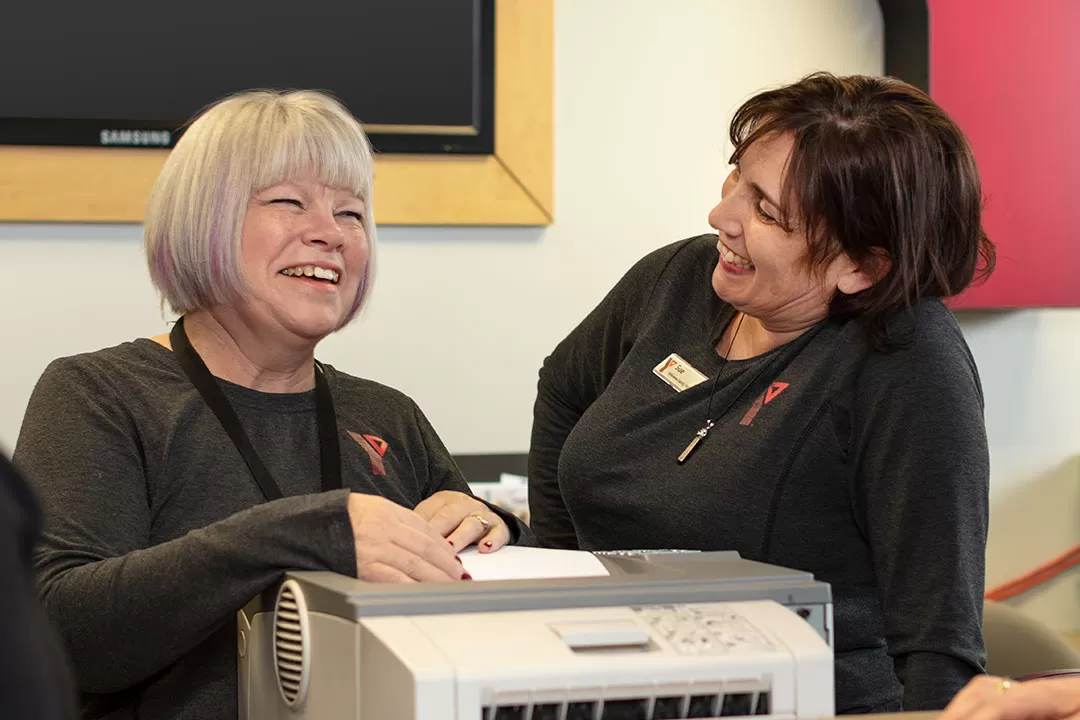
[279,266,340,283]
[720,244,755,270]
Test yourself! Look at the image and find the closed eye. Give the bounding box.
[337,210,364,222]
[756,203,776,223]
[269,198,304,209]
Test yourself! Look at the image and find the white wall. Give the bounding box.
[1,0,1075,630]
[960,310,1080,632]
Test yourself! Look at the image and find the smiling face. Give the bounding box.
[225,175,369,345]
[708,132,868,332]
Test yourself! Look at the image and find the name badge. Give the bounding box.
[653,353,708,392]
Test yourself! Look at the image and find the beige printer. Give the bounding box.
[238,550,834,719]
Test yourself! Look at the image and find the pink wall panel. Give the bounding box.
[927,0,1080,308]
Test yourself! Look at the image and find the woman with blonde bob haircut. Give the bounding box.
[15,89,527,720]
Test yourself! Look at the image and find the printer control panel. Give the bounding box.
[633,604,777,656]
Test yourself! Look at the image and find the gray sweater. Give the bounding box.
[529,235,989,714]
[15,339,524,720]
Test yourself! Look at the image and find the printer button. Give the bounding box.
[551,621,650,650]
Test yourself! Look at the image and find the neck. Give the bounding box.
[720,312,821,360]
[178,309,317,393]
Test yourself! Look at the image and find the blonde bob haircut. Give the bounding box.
[145,89,376,326]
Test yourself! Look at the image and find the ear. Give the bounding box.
[835,247,892,296]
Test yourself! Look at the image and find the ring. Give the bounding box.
[470,513,491,530]
[995,678,1012,695]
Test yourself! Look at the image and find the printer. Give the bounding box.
[238,551,834,719]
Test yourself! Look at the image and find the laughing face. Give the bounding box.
[230,176,369,344]
[708,132,866,332]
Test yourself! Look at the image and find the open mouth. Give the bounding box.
[280,265,340,284]
[719,242,755,271]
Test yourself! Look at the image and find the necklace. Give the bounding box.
[676,312,746,464]
[675,312,829,464]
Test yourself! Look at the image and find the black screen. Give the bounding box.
[0,0,493,153]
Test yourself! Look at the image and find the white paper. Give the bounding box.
[458,545,610,581]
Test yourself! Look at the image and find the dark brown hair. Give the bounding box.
[729,72,995,349]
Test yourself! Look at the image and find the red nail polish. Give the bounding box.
[461,571,473,581]
[482,541,493,549]
[447,539,456,548]
[455,555,463,564]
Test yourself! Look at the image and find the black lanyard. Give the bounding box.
[169,316,342,501]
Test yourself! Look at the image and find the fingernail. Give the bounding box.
[447,539,456,548]
[461,572,473,581]
[482,541,493,549]
[455,555,463,564]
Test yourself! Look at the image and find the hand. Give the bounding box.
[940,674,1080,720]
[346,493,466,583]
[413,491,510,553]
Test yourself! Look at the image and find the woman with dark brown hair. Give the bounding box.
[529,72,995,714]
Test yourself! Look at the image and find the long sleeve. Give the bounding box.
[852,316,989,710]
[13,359,358,695]
[528,240,694,548]
[412,401,534,545]
[0,453,77,720]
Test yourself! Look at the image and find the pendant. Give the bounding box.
[677,420,714,464]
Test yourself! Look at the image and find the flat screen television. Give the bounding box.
[0,0,493,154]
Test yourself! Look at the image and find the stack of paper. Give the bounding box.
[458,546,610,581]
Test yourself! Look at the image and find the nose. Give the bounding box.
[708,169,743,238]
[302,206,346,250]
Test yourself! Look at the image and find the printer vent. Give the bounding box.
[273,579,311,708]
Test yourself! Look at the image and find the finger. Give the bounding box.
[381,503,461,557]
[425,503,474,539]
[388,524,466,580]
[961,679,1039,720]
[356,561,418,584]
[374,541,459,582]
[446,513,497,550]
[941,676,1003,720]
[476,521,512,553]
[412,493,451,522]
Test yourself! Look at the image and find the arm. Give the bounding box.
[412,402,535,546]
[527,241,691,548]
[14,359,358,695]
[853,317,990,710]
[0,453,76,720]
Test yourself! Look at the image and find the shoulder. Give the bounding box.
[877,300,973,366]
[627,234,717,284]
[321,365,421,415]
[606,234,719,317]
[34,339,179,396]
[858,300,981,398]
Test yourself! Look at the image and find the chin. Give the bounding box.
[280,311,348,342]
[711,269,730,301]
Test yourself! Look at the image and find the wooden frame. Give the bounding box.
[0,0,553,226]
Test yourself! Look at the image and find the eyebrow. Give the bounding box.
[750,181,783,213]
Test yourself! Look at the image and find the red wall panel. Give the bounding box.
[927,0,1080,308]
